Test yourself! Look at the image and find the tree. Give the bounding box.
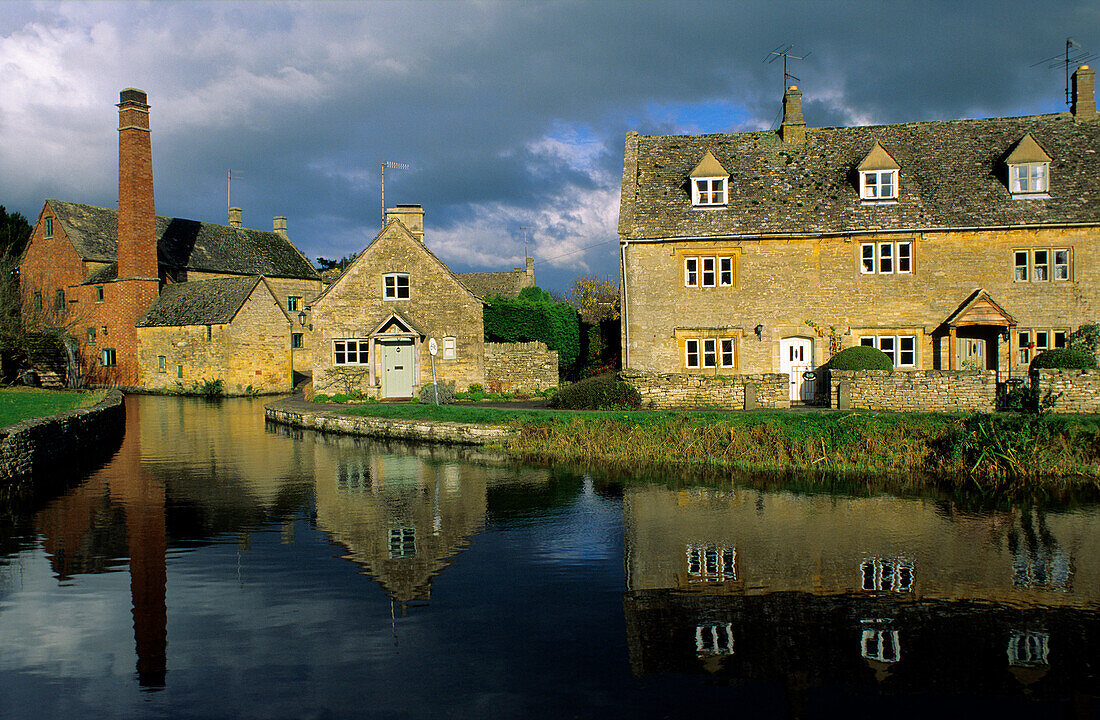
[565,274,620,323]
[0,206,32,259]
[316,252,358,272]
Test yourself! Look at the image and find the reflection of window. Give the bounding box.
[1007,630,1049,667]
[1012,548,1072,590]
[860,557,914,592]
[686,544,736,582]
[337,460,372,491]
[861,625,901,663]
[388,527,416,559]
[695,623,734,657]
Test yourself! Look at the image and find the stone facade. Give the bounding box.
[618,67,1099,395]
[137,280,292,395]
[484,341,558,393]
[310,207,486,398]
[830,369,997,412]
[1031,368,1100,414]
[621,370,790,410]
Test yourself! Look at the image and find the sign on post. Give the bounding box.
[428,338,439,405]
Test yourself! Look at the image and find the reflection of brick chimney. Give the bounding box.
[781,85,806,144]
[1073,65,1096,120]
[273,216,287,238]
[117,89,158,278]
[385,204,424,242]
[229,207,242,228]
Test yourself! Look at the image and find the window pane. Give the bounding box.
[703,339,717,367]
[879,243,893,274]
[719,257,733,285]
[1015,251,1029,281]
[1033,250,1049,281]
[1054,249,1069,280]
[878,336,895,364]
[899,336,915,366]
[721,339,734,367]
[861,244,875,274]
[701,257,715,286]
[696,180,709,204]
[685,258,698,286]
[1054,331,1067,349]
[686,339,699,368]
[860,337,875,347]
[897,243,911,273]
[1035,332,1048,350]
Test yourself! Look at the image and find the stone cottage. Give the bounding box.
[617,65,1100,403]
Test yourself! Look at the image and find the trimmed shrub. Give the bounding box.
[828,346,894,371]
[517,286,554,303]
[484,292,580,369]
[1030,348,1098,370]
[419,381,456,405]
[550,373,641,410]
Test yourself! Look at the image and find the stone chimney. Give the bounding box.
[229,207,242,228]
[1073,65,1096,120]
[385,204,424,242]
[526,256,534,280]
[273,216,287,238]
[117,88,157,279]
[781,85,806,144]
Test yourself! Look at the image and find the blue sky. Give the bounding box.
[0,1,1096,292]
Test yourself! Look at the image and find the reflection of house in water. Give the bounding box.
[622,485,1100,702]
[312,439,555,607]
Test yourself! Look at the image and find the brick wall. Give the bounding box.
[1032,369,1100,413]
[620,370,790,410]
[484,341,558,393]
[830,369,997,412]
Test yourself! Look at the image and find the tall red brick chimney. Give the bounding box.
[117,88,157,279]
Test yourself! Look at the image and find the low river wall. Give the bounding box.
[0,389,125,489]
[265,400,517,446]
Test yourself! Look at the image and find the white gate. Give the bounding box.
[780,338,815,402]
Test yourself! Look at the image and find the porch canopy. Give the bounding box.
[942,289,1018,371]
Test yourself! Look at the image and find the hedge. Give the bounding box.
[484,295,579,369]
[1030,348,1098,370]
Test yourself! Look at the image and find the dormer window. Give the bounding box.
[688,150,730,208]
[1005,133,1052,198]
[857,142,900,202]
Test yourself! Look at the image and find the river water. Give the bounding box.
[0,395,1097,719]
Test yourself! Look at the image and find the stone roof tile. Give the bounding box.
[137,275,263,327]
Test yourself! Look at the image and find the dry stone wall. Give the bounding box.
[621,370,790,410]
[830,369,996,412]
[1032,369,1100,414]
[484,342,558,393]
[265,401,515,445]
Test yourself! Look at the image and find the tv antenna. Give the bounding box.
[227,169,243,212]
[1031,37,1098,107]
[520,225,533,259]
[381,161,410,228]
[764,44,811,92]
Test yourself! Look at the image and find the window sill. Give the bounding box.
[860,199,898,205]
[690,204,728,210]
[1010,193,1051,200]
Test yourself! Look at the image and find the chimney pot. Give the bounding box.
[273,216,287,238]
[1073,64,1096,120]
[229,207,242,228]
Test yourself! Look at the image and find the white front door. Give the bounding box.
[780,338,815,402]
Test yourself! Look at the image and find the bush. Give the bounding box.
[550,373,641,410]
[312,394,331,403]
[828,346,894,371]
[468,382,484,394]
[1030,348,1097,370]
[419,381,456,405]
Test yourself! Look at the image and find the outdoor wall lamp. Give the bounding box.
[298,311,307,327]
[754,324,764,340]
[1001,328,1010,341]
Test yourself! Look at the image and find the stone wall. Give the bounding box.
[265,401,515,446]
[484,341,559,393]
[621,370,790,410]
[0,390,125,489]
[830,369,997,412]
[1032,369,1100,413]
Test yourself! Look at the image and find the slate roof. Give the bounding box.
[619,111,1100,241]
[47,200,320,280]
[137,275,266,327]
[455,270,531,299]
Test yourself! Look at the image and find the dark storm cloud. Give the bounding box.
[0,1,1095,290]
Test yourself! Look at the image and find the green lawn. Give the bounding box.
[0,388,105,428]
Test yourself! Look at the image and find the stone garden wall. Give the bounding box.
[485,342,559,393]
[620,371,790,410]
[830,370,997,412]
[1031,369,1100,414]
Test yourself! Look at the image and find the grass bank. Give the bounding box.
[337,403,1100,496]
[0,388,105,428]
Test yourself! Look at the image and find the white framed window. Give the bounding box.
[1054,330,1067,348]
[859,336,875,347]
[1018,331,1031,365]
[1054,249,1070,280]
[720,338,735,368]
[442,336,457,360]
[861,244,875,274]
[859,335,915,367]
[684,257,699,287]
[1014,250,1029,281]
[692,177,727,206]
[860,170,898,200]
[685,338,700,368]
[333,339,369,365]
[1033,250,1050,282]
[718,257,733,286]
[287,296,301,312]
[1009,162,1048,194]
[1034,331,1049,353]
[102,348,116,367]
[95,285,104,303]
[860,558,914,593]
[383,273,410,300]
[897,242,911,273]
[702,338,717,368]
[878,336,896,365]
[1015,248,1071,282]
[898,336,916,367]
[878,243,893,274]
[701,257,716,287]
[87,327,96,345]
